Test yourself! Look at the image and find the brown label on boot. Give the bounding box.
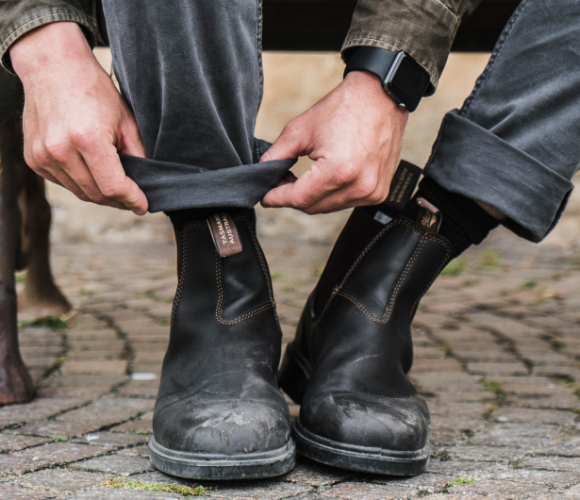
[416,197,443,233]
[385,160,422,210]
[207,213,243,257]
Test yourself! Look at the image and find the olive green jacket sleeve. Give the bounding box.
[0,0,479,88]
[0,0,107,73]
[343,0,483,89]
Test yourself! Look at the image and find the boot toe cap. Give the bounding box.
[154,399,291,454]
[301,392,430,452]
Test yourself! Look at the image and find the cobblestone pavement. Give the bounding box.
[3,226,580,499]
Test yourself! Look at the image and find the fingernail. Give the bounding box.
[132,208,145,216]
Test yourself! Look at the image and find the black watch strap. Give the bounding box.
[344,47,398,83]
[344,46,432,112]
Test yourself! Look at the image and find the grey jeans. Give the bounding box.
[103,0,580,242]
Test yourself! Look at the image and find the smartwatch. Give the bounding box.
[344,47,432,112]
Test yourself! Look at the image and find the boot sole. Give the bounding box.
[148,436,295,480]
[293,419,430,476]
[280,344,429,476]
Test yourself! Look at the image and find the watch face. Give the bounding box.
[386,54,431,112]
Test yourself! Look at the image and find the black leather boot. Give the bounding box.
[279,203,452,476]
[149,210,295,480]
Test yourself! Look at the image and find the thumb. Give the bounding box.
[118,111,147,159]
[260,121,309,163]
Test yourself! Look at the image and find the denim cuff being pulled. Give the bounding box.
[424,110,574,243]
[122,146,295,213]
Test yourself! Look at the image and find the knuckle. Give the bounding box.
[71,127,96,149]
[352,178,378,200]
[44,137,70,164]
[30,142,50,166]
[335,164,358,186]
[100,183,124,199]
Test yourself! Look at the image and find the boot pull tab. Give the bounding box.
[416,197,443,233]
[206,213,243,257]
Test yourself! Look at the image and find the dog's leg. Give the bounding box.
[0,73,34,403]
[18,168,71,318]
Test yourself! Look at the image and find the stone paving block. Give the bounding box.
[469,423,560,447]
[443,444,531,462]
[280,458,351,486]
[426,459,499,478]
[429,402,486,420]
[60,360,127,376]
[77,432,149,447]
[15,420,98,439]
[541,437,580,457]
[68,340,125,352]
[116,381,159,398]
[533,365,580,381]
[56,398,154,428]
[116,445,149,458]
[0,434,49,453]
[512,393,580,410]
[131,363,162,375]
[0,442,113,475]
[467,362,528,376]
[321,481,417,499]
[60,488,182,499]
[36,386,111,399]
[131,339,169,351]
[15,469,111,494]
[203,481,311,499]
[447,478,551,498]
[132,352,165,364]
[453,350,518,363]
[495,469,580,488]
[0,484,56,499]
[70,454,152,476]
[516,456,580,472]
[67,351,125,361]
[41,373,127,388]
[0,398,90,428]
[20,347,62,358]
[372,472,449,493]
[67,329,119,341]
[494,408,576,425]
[412,358,463,372]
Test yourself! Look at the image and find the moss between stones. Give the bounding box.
[101,477,204,497]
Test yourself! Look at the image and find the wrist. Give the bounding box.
[343,71,408,114]
[10,22,95,84]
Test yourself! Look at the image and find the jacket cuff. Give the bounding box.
[1,7,95,75]
[342,0,466,90]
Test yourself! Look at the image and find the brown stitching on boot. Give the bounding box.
[410,234,452,317]
[336,239,425,324]
[170,221,206,326]
[318,219,418,319]
[214,215,277,325]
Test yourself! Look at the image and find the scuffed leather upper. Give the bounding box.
[154,210,290,454]
[291,211,451,452]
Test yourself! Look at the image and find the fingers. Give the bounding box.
[26,133,142,211]
[80,141,148,215]
[118,111,147,159]
[262,159,391,214]
[260,120,309,163]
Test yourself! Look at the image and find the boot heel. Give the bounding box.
[278,343,311,405]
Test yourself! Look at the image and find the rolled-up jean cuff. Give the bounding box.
[122,143,296,213]
[424,111,574,242]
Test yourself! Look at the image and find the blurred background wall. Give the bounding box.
[45,50,580,248]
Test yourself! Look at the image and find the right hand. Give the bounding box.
[10,22,148,214]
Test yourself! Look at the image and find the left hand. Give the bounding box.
[260,70,409,214]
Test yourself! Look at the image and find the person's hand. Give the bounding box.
[260,71,408,214]
[10,22,148,214]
